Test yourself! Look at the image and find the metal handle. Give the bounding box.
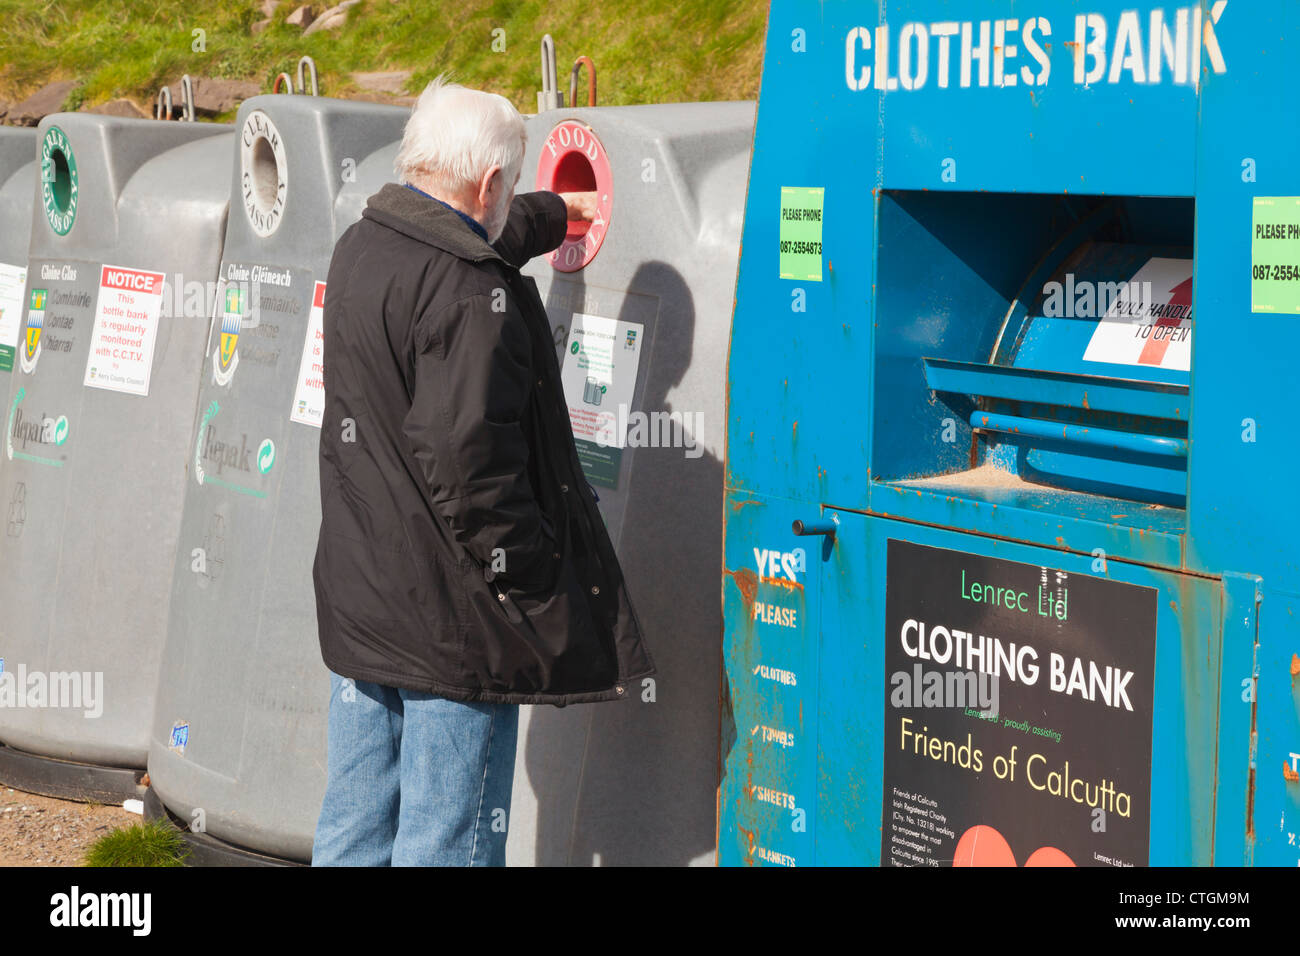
[297,56,319,97]
[792,519,836,537]
[538,34,565,111]
[180,74,195,122]
[155,86,173,120]
[541,35,558,95]
[569,56,597,108]
[273,72,295,95]
[969,411,1188,458]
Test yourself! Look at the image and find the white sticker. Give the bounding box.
[559,312,644,448]
[1081,257,1193,372]
[289,281,326,428]
[83,264,166,395]
[0,262,26,371]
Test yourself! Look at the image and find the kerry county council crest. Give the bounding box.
[19,289,46,375]
[212,285,243,386]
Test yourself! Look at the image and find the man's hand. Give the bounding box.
[558,191,598,222]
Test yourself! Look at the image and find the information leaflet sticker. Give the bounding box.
[779,186,824,282]
[881,540,1156,868]
[83,265,165,396]
[1081,257,1193,372]
[289,281,326,428]
[1251,196,1300,314]
[0,263,26,372]
[559,312,643,489]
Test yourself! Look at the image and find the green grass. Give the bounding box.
[83,819,191,867]
[0,0,768,116]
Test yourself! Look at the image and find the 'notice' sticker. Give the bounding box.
[779,186,824,282]
[84,265,165,396]
[289,281,326,428]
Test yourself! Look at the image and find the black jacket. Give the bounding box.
[313,185,654,705]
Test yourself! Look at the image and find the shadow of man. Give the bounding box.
[516,259,724,865]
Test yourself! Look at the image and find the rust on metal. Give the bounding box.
[724,566,759,609]
[569,55,597,107]
[738,825,756,865]
[714,785,721,862]
[1284,762,1299,784]
[1290,653,1299,680]
[759,575,804,593]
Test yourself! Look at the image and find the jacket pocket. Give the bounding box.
[464,550,617,694]
[510,553,616,689]
[476,508,560,600]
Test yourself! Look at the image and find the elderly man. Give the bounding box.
[311,79,654,867]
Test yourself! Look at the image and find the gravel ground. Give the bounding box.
[0,787,141,866]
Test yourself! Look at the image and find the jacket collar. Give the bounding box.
[362,182,504,264]
[403,183,490,241]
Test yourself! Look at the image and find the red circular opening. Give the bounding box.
[535,120,613,273]
[552,150,597,239]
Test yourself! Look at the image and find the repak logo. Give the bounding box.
[6,387,68,462]
[193,400,274,488]
[755,547,806,582]
[201,425,255,475]
[256,438,275,474]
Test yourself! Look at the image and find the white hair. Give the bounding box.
[394,76,526,197]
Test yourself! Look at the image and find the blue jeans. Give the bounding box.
[312,670,519,866]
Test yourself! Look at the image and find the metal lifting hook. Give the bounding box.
[155,85,173,121]
[569,56,597,108]
[297,56,319,97]
[180,74,196,122]
[538,34,565,111]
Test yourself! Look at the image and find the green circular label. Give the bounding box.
[53,415,68,445]
[257,438,275,475]
[40,126,78,236]
[570,341,579,354]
